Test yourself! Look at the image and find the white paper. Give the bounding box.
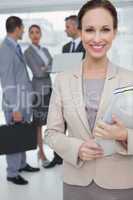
[96,89,133,156]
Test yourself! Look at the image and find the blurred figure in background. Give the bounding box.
[0,17,40,185]
[63,15,85,56]
[24,25,52,168]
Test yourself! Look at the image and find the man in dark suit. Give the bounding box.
[62,15,85,56]
[45,15,85,169]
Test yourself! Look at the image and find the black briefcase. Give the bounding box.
[0,122,37,155]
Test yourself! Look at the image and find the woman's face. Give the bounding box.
[29,27,41,45]
[80,8,117,60]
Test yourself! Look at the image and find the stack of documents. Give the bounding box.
[96,85,133,156]
[104,85,133,127]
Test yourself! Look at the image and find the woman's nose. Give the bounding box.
[93,32,101,43]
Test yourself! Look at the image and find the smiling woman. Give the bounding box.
[45,0,133,200]
[78,0,117,61]
[80,8,116,58]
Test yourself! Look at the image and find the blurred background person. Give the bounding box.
[63,15,85,56]
[24,24,52,168]
[0,16,40,185]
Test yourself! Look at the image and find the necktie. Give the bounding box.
[17,44,23,57]
[16,44,30,81]
[71,42,75,52]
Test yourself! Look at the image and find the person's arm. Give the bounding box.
[44,74,84,168]
[0,50,17,110]
[0,48,22,121]
[24,50,43,77]
[43,48,52,72]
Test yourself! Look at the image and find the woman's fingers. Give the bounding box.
[112,114,123,126]
[86,138,103,150]
[79,144,104,161]
[94,126,109,139]
[82,146,103,155]
[96,120,111,132]
[95,118,128,141]
[85,141,103,152]
[81,151,103,161]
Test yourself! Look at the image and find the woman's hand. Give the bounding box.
[94,115,128,141]
[78,139,104,161]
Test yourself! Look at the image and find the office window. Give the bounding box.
[0,6,132,68]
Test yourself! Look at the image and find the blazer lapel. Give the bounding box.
[29,45,45,65]
[75,41,82,52]
[70,61,119,137]
[70,64,92,137]
[94,62,119,126]
[16,49,25,63]
[66,42,71,52]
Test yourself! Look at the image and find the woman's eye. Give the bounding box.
[85,29,94,32]
[102,28,111,32]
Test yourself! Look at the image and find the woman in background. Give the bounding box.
[24,24,52,167]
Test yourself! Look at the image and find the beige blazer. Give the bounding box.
[45,61,133,189]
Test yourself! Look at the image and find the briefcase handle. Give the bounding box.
[8,118,32,126]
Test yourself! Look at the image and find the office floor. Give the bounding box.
[0,145,63,200]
